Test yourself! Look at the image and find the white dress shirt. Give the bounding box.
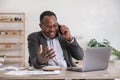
[47,38,67,68]
[42,32,67,68]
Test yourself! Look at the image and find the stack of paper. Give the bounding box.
[6,70,60,75]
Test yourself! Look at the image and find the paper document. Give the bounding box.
[6,70,60,75]
[0,66,30,71]
[0,66,19,71]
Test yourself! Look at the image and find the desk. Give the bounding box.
[0,62,120,80]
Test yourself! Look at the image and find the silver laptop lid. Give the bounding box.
[82,47,112,72]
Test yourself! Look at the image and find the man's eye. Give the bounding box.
[46,26,50,28]
[44,24,58,29]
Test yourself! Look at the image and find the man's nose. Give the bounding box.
[49,26,55,31]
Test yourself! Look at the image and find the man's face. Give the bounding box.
[40,16,58,38]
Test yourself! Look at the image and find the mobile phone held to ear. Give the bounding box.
[58,23,63,35]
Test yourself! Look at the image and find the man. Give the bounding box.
[28,11,83,69]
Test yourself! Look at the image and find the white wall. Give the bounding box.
[0,0,120,66]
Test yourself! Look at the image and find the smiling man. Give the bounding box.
[28,11,84,69]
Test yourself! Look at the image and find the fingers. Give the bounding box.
[38,45,56,63]
[49,53,56,59]
[40,46,56,59]
[45,48,56,59]
[42,46,49,57]
[39,44,43,54]
[60,25,73,41]
[60,25,69,34]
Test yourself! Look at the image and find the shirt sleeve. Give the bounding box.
[67,37,74,43]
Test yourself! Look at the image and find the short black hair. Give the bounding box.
[40,11,57,22]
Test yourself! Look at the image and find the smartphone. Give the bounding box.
[58,23,63,35]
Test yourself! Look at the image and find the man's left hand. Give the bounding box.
[59,24,73,41]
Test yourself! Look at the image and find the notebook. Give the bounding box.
[67,47,112,72]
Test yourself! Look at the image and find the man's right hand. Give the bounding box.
[38,45,56,63]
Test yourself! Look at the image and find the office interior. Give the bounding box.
[0,0,120,80]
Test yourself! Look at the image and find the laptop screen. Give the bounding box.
[82,47,112,72]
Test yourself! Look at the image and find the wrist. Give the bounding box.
[67,37,73,42]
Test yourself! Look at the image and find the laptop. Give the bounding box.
[67,47,112,72]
